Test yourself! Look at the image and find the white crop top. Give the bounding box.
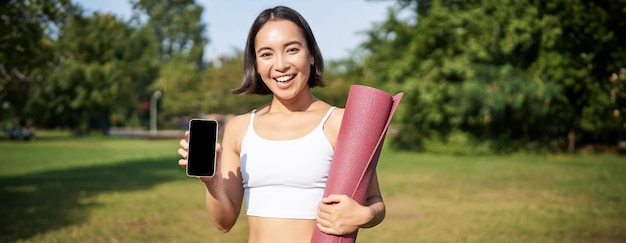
[240,107,336,219]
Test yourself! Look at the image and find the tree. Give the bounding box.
[26,13,159,132]
[359,0,626,152]
[0,0,77,126]
[131,0,207,66]
[530,0,626,151]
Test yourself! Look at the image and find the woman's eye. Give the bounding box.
[287,47,300,53]
[259,52,272,58]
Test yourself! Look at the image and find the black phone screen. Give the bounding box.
[186,119,218,177]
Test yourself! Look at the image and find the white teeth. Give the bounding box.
[275,75,294,83]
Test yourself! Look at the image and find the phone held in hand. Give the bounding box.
[186,119,218,178]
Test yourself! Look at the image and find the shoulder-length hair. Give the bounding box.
[231,6,325,95]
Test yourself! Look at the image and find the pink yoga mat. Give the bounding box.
[311,85,403,243]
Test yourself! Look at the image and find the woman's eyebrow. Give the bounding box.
[256,40,304,54]
[256,46,272,54]
[283,40,303,47]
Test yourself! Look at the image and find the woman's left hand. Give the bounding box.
[316,194,373,236]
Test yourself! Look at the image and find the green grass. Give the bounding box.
[1,136,625,242]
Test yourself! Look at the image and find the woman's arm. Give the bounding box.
[360,172,385,229]
[315,172,386,235]
[178,115,247,232]
[204,115,247,232]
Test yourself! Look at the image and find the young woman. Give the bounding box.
[178,6,385,242]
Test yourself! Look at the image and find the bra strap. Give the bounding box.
[318,106,336,128]
[248,109,256,129]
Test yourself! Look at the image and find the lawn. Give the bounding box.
[0,135,624,242]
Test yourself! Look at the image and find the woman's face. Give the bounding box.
[254,19,314,101]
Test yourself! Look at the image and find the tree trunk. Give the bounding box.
[567,129,576,152]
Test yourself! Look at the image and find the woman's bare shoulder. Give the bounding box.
[322,107,344,148]
[221,112,252,150]
[224,113,251,135]
[329,107,344,126]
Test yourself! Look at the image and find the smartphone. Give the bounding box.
[186,119,218,178]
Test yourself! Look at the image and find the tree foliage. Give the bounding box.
[0,0,77,124]
[1,0,206,133]
[359,0,626,152]
[26,13,159,132]
[131,0,207,66]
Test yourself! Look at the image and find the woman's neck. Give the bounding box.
[268,91,319,113]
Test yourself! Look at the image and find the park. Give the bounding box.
[2,0,625,242]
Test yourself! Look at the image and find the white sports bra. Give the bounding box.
[240,107,336,219]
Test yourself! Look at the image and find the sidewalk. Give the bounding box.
[108,127,184,139]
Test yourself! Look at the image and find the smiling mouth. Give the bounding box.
[274,75,295,83]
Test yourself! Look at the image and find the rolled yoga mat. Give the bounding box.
[311,85,404,243]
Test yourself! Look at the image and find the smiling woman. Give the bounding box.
[176,5,386,243]
[254,20,316,101]
[233,5,324,98]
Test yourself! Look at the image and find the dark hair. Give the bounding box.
[231,6,325,95]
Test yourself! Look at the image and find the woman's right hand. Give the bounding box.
[177,131,223,181]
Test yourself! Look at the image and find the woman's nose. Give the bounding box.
[274,54,290,72]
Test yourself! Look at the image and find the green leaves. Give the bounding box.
[131,0,207,64]
[359,0,626,152]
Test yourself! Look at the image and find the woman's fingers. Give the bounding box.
[178,147,188,158]
[178,136,189,168]
[178,158,187,168]
[179,138,188,150]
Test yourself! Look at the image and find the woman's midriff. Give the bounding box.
[247,216,317,243]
